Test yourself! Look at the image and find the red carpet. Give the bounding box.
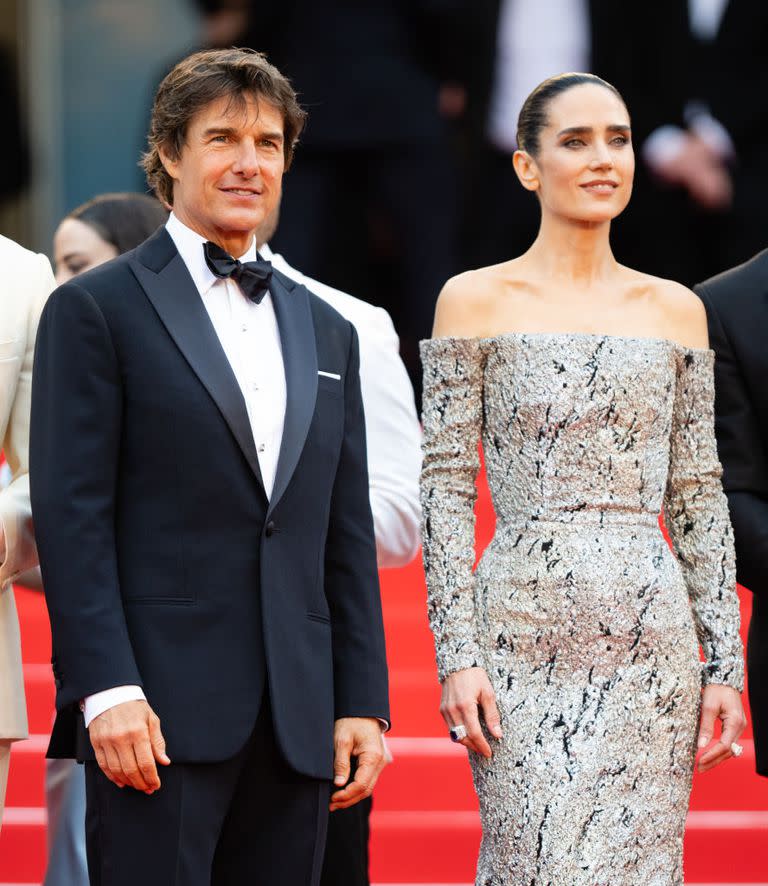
[2,467,766,883]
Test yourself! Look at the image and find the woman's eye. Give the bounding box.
[564,139,585,148]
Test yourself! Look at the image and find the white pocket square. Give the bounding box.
[318,371,341,380]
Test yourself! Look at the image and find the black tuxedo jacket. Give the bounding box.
[696,249,768,776]
[30,228,389,779]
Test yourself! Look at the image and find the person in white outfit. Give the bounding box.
[0,234,54,829]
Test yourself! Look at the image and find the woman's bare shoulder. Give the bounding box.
[431,264,515,339]
[624,269,709,350]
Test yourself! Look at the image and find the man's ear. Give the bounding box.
[513,149,539,193]
[158,143,180,183]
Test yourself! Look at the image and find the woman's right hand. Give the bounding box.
[440,666,503,758]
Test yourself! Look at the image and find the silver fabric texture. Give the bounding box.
[419,332,744,885]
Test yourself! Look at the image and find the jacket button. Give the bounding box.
[265,521,275,538]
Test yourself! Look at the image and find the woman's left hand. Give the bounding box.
[697,684,747,772]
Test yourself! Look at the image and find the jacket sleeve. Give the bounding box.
[420,336,486,682]
[698,284,768,597]
[663,346,744,689]
[30,281,143,709]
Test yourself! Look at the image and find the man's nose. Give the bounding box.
[233,140,260,177]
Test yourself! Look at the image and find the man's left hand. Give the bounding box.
[330,717,387,811]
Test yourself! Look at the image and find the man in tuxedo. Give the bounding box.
[696,252,768,778]
[0,236,54,828]
[30,47,390,885]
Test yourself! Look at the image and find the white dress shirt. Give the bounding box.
[488,0,591,152]
[166,213,287,499]
[84,221,422,727]
[689,0,729,40]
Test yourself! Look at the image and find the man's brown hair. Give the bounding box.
[142,47,307,206]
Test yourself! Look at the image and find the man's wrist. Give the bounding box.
[81,685,146,727]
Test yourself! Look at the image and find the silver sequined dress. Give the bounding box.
[419,333,744,886]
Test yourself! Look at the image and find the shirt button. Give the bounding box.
[258,443,266,452]
[241,324,248,332]
[251,382,259,391]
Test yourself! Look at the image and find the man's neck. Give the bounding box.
[170,209,255,259]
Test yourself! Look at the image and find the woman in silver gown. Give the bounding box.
[420,73,747,884]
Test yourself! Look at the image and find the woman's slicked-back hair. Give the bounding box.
[141,47,306,206]
[516,72,627,157]
[67,193,169,255]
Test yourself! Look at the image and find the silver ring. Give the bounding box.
[449,724,467,742]
[731,742,743,757]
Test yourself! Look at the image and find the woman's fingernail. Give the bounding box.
[698,735,709,748]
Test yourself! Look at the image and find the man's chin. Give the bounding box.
[213,210,267,238]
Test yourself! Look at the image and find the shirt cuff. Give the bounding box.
[685,101,735,160]
[643,125,688,170]
[81,685,146,728]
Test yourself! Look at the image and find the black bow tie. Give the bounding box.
[203,241,273,304]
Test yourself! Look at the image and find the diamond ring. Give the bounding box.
[449,724,467,742]
[731,742,743,757]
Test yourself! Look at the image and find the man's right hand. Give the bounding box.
[88,699,171,793]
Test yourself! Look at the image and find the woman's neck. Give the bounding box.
[523,213,617,286]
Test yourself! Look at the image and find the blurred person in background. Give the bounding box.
[696,250,768,780]
[258,202,421,886]
[697,0,768,273]
[43,192,170,886]
[235,0,465,394]
[0,44,30,209]
[458,0,732,286]
[0,236,54,829]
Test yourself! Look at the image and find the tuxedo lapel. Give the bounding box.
[268,271,318,516]
[130,229,266,495]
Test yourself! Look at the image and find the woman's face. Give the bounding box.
[53,217,119,284]
[519,83,634,225]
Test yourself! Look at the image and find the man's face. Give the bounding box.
[161,92,286,255]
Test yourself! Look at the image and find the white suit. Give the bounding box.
[0,235,54,825]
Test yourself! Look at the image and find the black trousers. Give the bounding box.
[84,704,330,886]
[320,796,372,886]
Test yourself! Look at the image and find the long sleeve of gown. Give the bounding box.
[663,347,744,690]
[420,337,486,681]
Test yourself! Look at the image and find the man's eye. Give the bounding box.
[612,135,629,145]
[564,139,585,148]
